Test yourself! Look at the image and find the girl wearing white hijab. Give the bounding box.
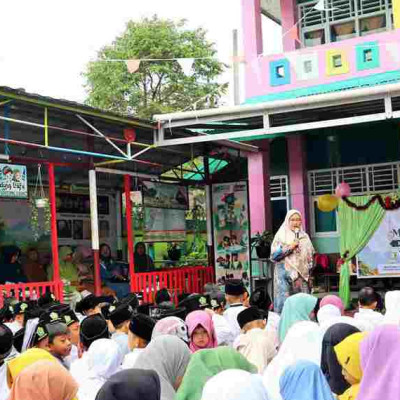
[382,290,400,325]
[202,370,269,400]
[271,210,315,313]
[263,321,323,400]
[77,338,123,400]
[317,305,342,326]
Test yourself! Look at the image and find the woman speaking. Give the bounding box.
[271,210,315,313]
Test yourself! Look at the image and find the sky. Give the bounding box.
[0,0,281,107]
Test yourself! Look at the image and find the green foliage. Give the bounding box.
[83,16,227,119]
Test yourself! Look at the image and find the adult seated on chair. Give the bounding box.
[100,243,130,299]
[134,242,154,273]
[0,246,27,284]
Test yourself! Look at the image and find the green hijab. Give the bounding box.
[49,246,78,283]
[278,293,318,343]
[175,346,257,400]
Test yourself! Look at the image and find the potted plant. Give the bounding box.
[251,231,274,259]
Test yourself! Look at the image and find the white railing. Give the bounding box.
[308,161,400,196]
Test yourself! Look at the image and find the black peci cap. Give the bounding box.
[237,306,265,329]
[109,303,134,328]
[129,313,155,342]
[80,314,110,348]
[178,294,210,314]
[0,323,13,360]
[210,291,226,310]
[225,279,246,296]
[76,294,112,314]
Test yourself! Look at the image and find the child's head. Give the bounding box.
[109,303,134,333]
[225,279,246,305]
[46,322,71,358]
[191,325,210,348]
[358,287,377,309]
[237,306,267,333]
[334,332,367,387]
[186,310,216,351]
[59,307,80,346]
[79,314,110,352]
[128,314,155,350]
[210,292,226,316]
[76,294,103,317]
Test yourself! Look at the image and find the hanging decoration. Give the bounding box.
[126,59,141,73]
[317,194,339,212]
[177,58,194,76]
[335,182,351,198]
[29,164,51,241]
[343,193,400,211]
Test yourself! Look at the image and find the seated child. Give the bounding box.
[186,310,218,353]
[334,332,367,400]
[122,313,155,369]
[109,302,134,356]
[354,287,383,330]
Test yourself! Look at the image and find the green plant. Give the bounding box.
[251,231,274,247]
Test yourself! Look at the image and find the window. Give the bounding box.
[364,49,373,62]
[332,54,342,68]
[299,0,393,47]
[313,201,337,233]
[304,60,313,73]
[276,65,286,78]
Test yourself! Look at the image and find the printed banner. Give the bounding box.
[357,208,400,278]
[143,208,186,242]
[142,182,189,210]
[0,164,28,199]
[212,182,250,283]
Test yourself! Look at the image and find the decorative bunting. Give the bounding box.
[288,26,301,44]
[177,58,194,76]
[126,59,141,73]
[314,0,337,11]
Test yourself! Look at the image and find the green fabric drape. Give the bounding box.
[338,195,385,309]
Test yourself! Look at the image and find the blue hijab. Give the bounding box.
[278,293,317,342]
[280,360,334,400]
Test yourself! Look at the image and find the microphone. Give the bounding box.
[294,228,300,240]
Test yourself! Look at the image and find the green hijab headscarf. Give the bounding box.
[49,246,78,283]
[278,293,318,343]
[175,346,257,400]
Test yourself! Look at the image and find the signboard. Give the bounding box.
[142,182,189,210]
[357,208,400,278]
[0,164,28,199]
[212,182,250,283]
[143,208,186,242]
[56,193,109,215]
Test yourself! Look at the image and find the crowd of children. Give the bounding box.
[1,281,400,400]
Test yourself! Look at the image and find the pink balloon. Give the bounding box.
[335,182,351,198]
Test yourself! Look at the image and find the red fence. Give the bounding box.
[0,281,64,308]
[0,266,214,307]
[132,266,215,303]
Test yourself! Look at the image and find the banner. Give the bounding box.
[142,182,189,210]
[212,182,250,283]
[0,164,28,199]
[143,208,186,242]
[357,208,400,278]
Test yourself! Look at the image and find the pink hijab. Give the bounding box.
[320,295,344,315]
[357,325,400,400]
[185,310,218,353]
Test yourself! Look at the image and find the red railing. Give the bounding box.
[0,281,64,308]
[132,266,215,304]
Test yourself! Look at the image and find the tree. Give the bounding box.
[83,16,227,119]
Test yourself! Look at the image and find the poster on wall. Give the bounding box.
[143,208,186,242]
[142,182,189,210]
[357,208,400,278]
[212,182,250,283]
[0,164,28,199]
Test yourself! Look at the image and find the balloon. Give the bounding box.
[335,182,351,198]
[317,194,339,212]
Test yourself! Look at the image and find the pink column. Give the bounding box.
[280,0,299,52]
[241,0,263,99]
[288,136,309,231]
[248,140,272,235]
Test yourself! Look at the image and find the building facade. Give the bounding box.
[242,0,400,256]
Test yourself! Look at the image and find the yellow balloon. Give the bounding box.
[317,194,339,212]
